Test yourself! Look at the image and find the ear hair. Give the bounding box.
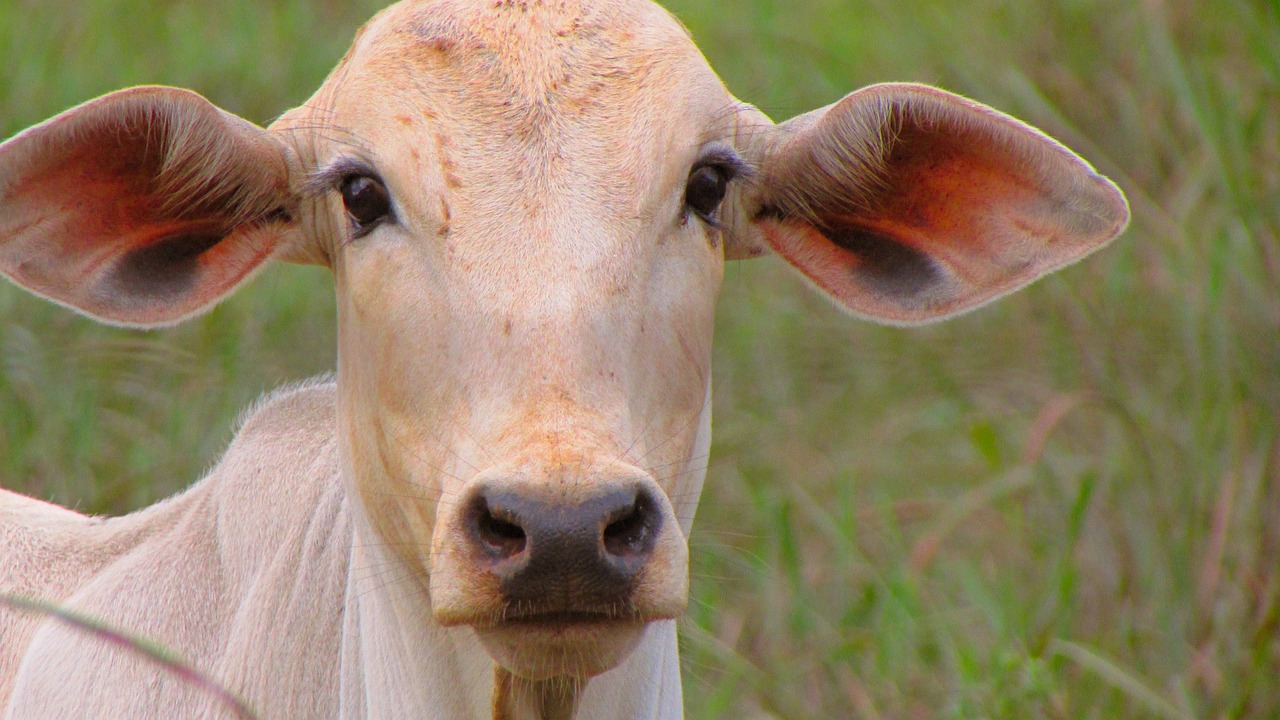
[763,98,895,225]
[760,84,1110,228]
[141,93,296,230]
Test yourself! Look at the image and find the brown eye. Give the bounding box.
[340,174,392,234]
[684,165,730,222]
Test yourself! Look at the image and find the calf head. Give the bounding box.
[0,0,1127,692]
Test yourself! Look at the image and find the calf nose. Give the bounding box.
[463,481,662,605]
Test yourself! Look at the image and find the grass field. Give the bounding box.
[2,0,1278,718]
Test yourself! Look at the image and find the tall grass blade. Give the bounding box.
[1049,638,1192,720]
[1,594,257,720]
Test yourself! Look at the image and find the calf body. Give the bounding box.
[0,1,1128,718]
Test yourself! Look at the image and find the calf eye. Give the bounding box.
[684,164,730,222]
[340,174,392,235]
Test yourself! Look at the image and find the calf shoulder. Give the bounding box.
[4,378,351,719]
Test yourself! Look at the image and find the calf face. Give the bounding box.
[0,0,1127,686]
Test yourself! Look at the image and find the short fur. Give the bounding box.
[0,1,1128,718]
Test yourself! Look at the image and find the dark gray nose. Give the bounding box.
[463,481,662,608]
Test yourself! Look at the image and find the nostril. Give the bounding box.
[471,497,527,561]
[602,490,656,559]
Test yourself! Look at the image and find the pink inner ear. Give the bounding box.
[864,121,1070,267]
[0,87,292,326]
[21,136,168,263]
[6,131,258,311]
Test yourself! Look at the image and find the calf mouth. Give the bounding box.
[468,603,655,633]
[503,610,621,627]
[467,604,664,680]
[453,595,684,628]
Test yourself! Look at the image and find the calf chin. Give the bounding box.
[477,619,651,681]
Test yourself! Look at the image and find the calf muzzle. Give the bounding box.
[463,480,662,614]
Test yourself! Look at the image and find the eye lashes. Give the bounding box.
[303,157,382,198]
[692,144,755,182]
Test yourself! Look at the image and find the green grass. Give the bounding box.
[2,0,1277,718]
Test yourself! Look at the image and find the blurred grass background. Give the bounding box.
[1,0,1277,718]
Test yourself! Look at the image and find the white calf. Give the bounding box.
[0,0,1128,718]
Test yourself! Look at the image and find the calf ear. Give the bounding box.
[746,83,1129,325]
[0,86,297,327]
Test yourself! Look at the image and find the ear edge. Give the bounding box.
[742,83,1129,324]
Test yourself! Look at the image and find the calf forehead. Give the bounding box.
[332,0,730,167]
[395,0,699,105]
